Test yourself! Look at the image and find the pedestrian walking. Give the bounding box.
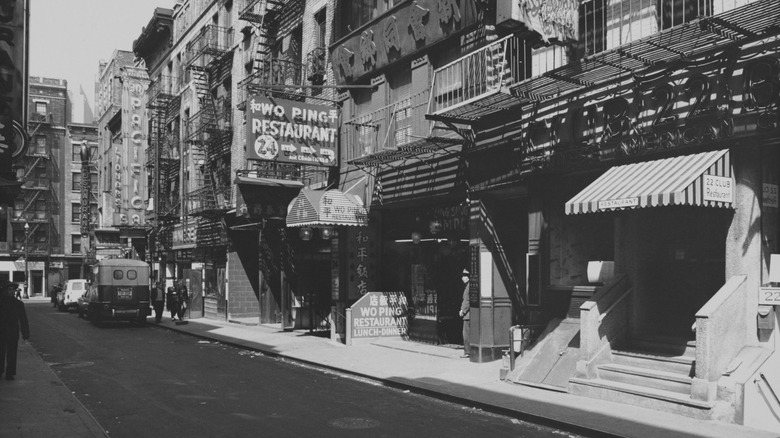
[51,283,62,308]
[176,279,189,321]
[151,281,165,323]
[166,285,178,321]
[458,269,471,358]
[0,280,30,380]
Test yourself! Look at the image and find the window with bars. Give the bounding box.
[578,0,714,58]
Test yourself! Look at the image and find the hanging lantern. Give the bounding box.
[429,219,442,235]
[320,226,334,239]
[299,227,313,241]
[411,231,422,244]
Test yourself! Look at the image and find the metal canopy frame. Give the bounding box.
[430,0,780,126]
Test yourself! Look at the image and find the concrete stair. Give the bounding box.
[569,335,714,419]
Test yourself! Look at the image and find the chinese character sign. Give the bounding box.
[246,96,338,167]
[347,227,377,301]
[349,291,409,341]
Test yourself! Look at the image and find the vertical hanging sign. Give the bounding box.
[0,0,29,177]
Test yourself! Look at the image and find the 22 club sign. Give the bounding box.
[246,96,338,167]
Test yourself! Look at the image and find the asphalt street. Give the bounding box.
[26,302,583,438]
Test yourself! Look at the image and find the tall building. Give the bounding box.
[0,77,98,296]
[135,0,344,327]
[93,51,150,262]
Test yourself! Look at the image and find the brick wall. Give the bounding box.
[227,248,260,318]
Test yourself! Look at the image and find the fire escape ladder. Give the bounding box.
[22,156,42,179]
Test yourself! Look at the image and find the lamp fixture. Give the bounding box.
[320,226,334,239]
[299,227,313,241]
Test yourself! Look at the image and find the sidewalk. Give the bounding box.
[3,298,775,438]
[159,315,776,438]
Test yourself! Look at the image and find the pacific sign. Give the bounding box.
[246,96,338,167]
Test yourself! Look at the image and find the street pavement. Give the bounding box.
[2,297,777,438]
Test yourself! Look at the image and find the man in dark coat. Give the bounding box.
[0,280,30,380]
[151,281,165,324]
[458,269,471,358]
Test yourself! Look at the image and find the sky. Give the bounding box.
[29,0,177,115]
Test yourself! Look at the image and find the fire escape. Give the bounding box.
[146,75,181,257]
[237,0,328,184]
[183,24,233,247]
[11,112,60,258]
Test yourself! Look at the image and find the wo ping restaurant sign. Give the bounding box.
[246,96,338,167]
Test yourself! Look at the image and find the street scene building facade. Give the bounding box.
[5,0,772,432]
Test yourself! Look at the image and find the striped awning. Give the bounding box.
[286,189,368,227]
[565,149,733,215]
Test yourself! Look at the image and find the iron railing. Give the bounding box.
[185,25,233,68]
[147,75,180,109]
[238,56,309,107]
[429,34,529,118]
[343,90,433,162]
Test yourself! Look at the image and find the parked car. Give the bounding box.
[58,279,88,311]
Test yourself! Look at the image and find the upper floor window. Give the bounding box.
[72,172,81,191]
[578,0,712,58]
[35,101,47,114]
[34,136,46,154]
[336,0,398,40]
[315,8,327,49]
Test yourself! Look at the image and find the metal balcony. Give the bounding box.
[185,25,233,68]
[183,185,230,217]
[427,34,530,126]
[146,75,180,109]
[29,112,51,123]
[238,0,283,24]
[306,47,327,83]
[238,57,308,108]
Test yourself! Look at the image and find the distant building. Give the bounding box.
[0,77,98,296]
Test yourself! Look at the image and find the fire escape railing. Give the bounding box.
[184,25,233,69]
[238,0,284,24]
[429,34,529,121]
[343,90,434,160]
[238,57,310,108]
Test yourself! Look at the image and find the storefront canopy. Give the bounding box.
[565,149,733,215]
[286,189,368,227]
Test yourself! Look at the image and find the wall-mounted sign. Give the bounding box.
[598,198,639,211]
[172,221,197,249]
[764,183,778,208]
[0,1,29,173]
[331,0,479,85]
[703,176,733,203]
[246,96,338,167]
[518,0,578,43]
[347,291,408,344]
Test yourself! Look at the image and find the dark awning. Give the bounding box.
[286,189,368,228]
[234,175,304,220]
[565,149,733,215]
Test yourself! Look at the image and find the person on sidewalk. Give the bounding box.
[167,285,178,321]
[151,281,165,324]
[0,281,30,380]
[175,279,189,321]
[50,283,62,308]
[458,269,471,358]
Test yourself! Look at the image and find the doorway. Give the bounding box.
[634,207,731,338]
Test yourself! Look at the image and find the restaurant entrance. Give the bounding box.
[628,207,732,338]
